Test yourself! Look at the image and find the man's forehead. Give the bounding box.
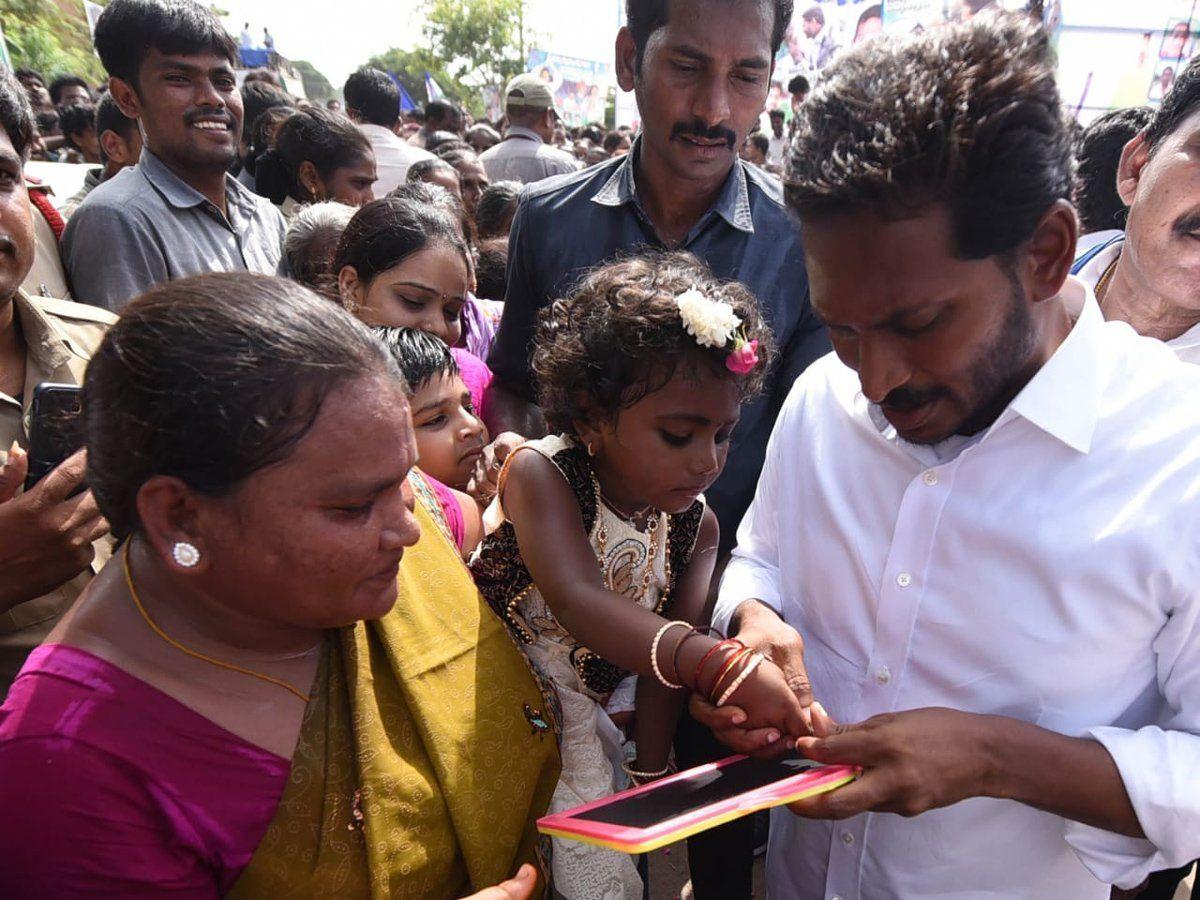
[143,47,235,72]
[651,0,774,55]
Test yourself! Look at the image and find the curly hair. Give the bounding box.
[533,252,775,434]
[785,13,1073,261]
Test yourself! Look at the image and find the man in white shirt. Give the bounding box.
[478,73,579,185]
[766,108,788,169]
[1071,59,1200,365]
[342,67,433,197]
[697,15,1200,900]
[1072,107,1152,258]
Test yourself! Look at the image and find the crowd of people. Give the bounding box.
[0,0,1197,898]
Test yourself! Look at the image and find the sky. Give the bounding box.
[219,0,623,92]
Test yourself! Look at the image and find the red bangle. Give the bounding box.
[708,647,754,705]
[694,638,743,694]
[671,626,725,689]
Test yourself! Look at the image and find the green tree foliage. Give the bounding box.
[2,0,106,84]
[291,59,334,102]
[423,0,529,92]
[365,46,466,110]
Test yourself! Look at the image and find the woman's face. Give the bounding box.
[195,375,421,628]
[344,242,471,345]
[321,154,377,207]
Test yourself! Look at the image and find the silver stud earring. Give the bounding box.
[172,542,201,568]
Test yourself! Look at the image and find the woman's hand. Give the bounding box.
[460,864,538,900]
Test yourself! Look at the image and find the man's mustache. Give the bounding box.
[671,119,737,149]
[882,386,945,411]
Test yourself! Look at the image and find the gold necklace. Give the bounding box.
[122,543,314,703]
[1095,256,1119,301]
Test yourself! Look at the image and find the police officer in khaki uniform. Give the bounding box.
[0,73,114,696]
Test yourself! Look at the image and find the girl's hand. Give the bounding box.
[692,657,810,757]
[468,432,525,507]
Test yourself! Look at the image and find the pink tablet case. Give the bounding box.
[538,754,858,855]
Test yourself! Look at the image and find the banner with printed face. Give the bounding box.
[526,49,613,127]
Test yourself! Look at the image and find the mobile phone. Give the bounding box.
[23,382,84,492]
[538,753,857,855]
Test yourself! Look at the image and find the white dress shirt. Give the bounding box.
[1073,233,1200,364]
[358,123,434,198]
[714,277,1200,899]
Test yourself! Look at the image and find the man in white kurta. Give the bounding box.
[701,15,1200,900]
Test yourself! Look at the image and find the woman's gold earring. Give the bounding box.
[586,442,596,457]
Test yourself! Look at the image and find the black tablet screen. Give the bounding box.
[573,755,824,829]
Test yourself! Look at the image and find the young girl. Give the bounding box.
[374,326,487,557]
[470,252,811,899]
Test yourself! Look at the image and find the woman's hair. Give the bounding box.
[372,326,459,393]
[475,180,521,239]
[246,105,293,176]
[83,273,401,539]
[254,107,372,204]
[533,251,775,434]
[284,201,356,291]
[331,192,470,301]
[390,179,476,248]
[406,156,457,184]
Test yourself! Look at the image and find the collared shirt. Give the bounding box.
[62,167,102,220]
[767,133,788,168]
[358,123,434,197]
[714,277,1200,899]
[1073,232,1200,364]
[22,182,71,301]
[0,291,114,697]
[478,126,580,185]
[61,149,286,312]
[491,141,828,553]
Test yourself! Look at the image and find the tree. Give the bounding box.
[422,0,531,94]
[1,0,106,84]
[291,60,334,102]
[365,46,467,110]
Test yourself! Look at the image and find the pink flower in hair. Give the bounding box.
[726,339,759,376]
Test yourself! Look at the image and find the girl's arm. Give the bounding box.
[630,507,720,775]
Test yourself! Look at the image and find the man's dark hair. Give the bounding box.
[582,124,605,145]
[1145,54,1200,154]
[0,71,37,159]
[786,14,1072,261]
[407,157,457,184]
[94,93,137,163]
[242,68,284,88]
[768,108,785,120]
[240,80,294,147]
[1073,106,1153,234]
[626,0,794,69]
[602,130,627,153]
[343,67,400,128]
[14,68,44,87]
[427,131,466,154]
[58,101,96,146]
[372,326,459,394]
[474,238,508,302]
[424,99,461,130]
[748,132,769,156]
[787,74,810,96]
[476,180,521,239]
[49,74,91,106]
[801,4,824,24]
[93,0,238,88]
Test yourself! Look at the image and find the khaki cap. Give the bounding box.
[505,73,556,112]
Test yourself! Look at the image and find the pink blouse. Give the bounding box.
[451,347,494,425]
[0,644,289,898]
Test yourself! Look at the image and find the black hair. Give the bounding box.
[254,107,372,204]
[474,238,508,302]
[407,157,457,184]
[747,132,769,156]
[14,68,44,87]
[426,130,465,154]
[49,74,91,106]
[240,80,294,148]
[786,13,1072,261]
[372,326,459,393]
[476,180,522,239]
[95,92,138,144]
[582,124,605,145]
[0,71,36,160]
[82,273,401,540]
[332,193,471,299]
[246,105,293,177]
[93,0,238,88]
[626,0,794,70]
[424,99,461,129]
[801,4,824,24]
[36,109,60,136]
[602,130,628,153]
[58,102,96,145]
[1146,54,1200,154]
[1074,106,1154,234]
[768,108,785,120]
[787,74,810,95]
[343,67,400,128]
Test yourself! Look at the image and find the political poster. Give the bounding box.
[526,49,613,127]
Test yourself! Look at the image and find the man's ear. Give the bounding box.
[107,76,142,121]
[1023,199,1078,304]
[1116,130,1150,209]
[99,129,128,166]
[616,27,638,93]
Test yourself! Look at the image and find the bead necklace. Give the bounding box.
[122,543,315,703]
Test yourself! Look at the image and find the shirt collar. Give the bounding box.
[12,290,72,381]
[591,138,755,235]
[139,148,254,218]
[504,125,545,145]
[1002,276,1107,455]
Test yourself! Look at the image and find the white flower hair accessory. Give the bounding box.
[675,288,741,349]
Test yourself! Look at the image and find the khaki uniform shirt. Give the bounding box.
[0,292,114,695]
[21,184,72,302]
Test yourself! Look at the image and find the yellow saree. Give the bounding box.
[229,482,561,898]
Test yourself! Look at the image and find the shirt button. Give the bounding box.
[896,572,912,588]
[842,831,855,846]
[875,666,891,685]
[922,470,939,486]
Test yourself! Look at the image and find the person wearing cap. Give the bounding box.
[478,73,580,185]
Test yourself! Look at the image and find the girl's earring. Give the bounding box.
[586,442,596,457]
[172,542,201,568]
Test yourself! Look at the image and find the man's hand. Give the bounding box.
[787,704,996,820]
[460,864,538,900]
[467,432,525,507]
[689,599,815,755]
[0,446,110,612]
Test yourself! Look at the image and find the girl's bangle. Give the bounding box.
[622,761,672,784]
[695,638,744,695]
[671,626,724,690]
[708,647,754,704]
[717,653,765,707]
[650,621,691,689]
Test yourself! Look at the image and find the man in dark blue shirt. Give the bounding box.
[490,0,827,559]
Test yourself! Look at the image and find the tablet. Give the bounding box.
[538,753,857,855]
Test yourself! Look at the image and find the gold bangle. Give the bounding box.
[717,653,764,707]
